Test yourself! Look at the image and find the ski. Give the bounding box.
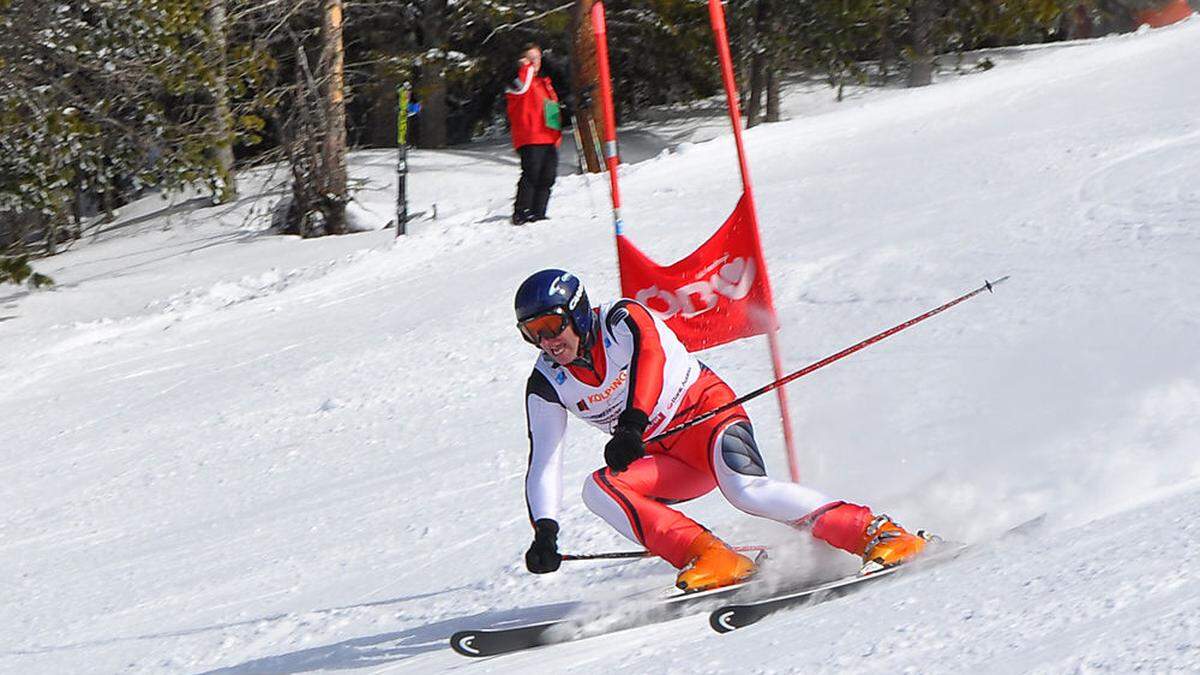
[450,619,561,657]
[449,578,763,657]
[708,515,1046,633]
[709,544,962,633]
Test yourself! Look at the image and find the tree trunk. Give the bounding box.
[0,216,12,251]
[746,52,765,128]
[102,184,115,222]
[289,48,314,238]
[207,0,237,203]
[745,0,772,128]
[878,28,893,84]
[417,0,448,148]
[361,93,389,148]
[570,0,603,173]
[907,0,936,88]
[364,78,400,148]
[765,66,780,122]
[45,198,63,256]
[321,0,348,233]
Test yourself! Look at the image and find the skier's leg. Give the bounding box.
[709,420,930,566]
[710,419,832,521]
[655,369,831,523]
[581,453,715,568]
[532,145,558,219]
[513,145,537,222]
[684,373,926,566]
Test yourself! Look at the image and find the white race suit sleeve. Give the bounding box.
[524,368,567,524]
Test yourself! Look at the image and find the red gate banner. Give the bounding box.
[617,194,777,351]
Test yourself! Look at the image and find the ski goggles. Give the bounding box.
[518,309,569,344]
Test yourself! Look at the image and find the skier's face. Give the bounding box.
[538,322,580,365]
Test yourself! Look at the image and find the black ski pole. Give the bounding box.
[648,277,1010,445]
[562,545,767,562]
[562,551,652,561]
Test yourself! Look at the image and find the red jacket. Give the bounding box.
[505,62,562,149]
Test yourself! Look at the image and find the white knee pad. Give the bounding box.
[712,422,829,522]
[581,473,640,544]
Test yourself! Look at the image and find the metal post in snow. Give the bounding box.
[395,82,411,237]
[590,2,623,234]
[707,0,800,482]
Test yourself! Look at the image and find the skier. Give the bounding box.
[505,43,562,225]
[517,269,932,592]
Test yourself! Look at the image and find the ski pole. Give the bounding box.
[571,123,588,174]
[562,551,651,561]
[562,545,768,562]
[648,277,1010,445]
[587,117,606,173]
[571,112,600,214]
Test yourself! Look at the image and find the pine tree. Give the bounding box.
[0,254,53,287]
[0,0,237,252]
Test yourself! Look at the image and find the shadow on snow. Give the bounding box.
[200,600,580,673]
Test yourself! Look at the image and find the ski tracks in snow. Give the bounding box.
[1077,130,1200,248]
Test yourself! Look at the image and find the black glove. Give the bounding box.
[605,408,649,474]
[524,518,562,574]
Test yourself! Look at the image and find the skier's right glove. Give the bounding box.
[605,408,649,474]
[525,518,562,574]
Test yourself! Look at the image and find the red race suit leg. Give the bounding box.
[582,368,749,568]
[583,454,715,568]
[583,367,877,565]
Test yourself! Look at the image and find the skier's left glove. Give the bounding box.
[605,408,649,474]
[525,519,562,574]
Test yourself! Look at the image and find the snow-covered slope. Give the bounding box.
[2,19,1198,674]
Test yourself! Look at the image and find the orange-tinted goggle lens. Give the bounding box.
[518,311,569,344]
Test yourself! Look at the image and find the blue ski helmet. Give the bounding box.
[514,269,593,343]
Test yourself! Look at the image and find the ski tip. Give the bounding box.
[450,631,485,657]
[710,608,740,633]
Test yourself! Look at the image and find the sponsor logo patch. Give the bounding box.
[585,368,628,405]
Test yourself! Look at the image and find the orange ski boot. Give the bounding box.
[860,514,933,573]
[675,531,757,593]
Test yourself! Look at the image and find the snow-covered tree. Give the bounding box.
[0,0,244,253]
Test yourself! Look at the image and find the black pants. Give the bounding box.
[514,144,558,220]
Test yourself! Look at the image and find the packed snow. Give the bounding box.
[2,17,1198,674]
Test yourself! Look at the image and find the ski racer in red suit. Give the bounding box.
[516,269,932,591]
